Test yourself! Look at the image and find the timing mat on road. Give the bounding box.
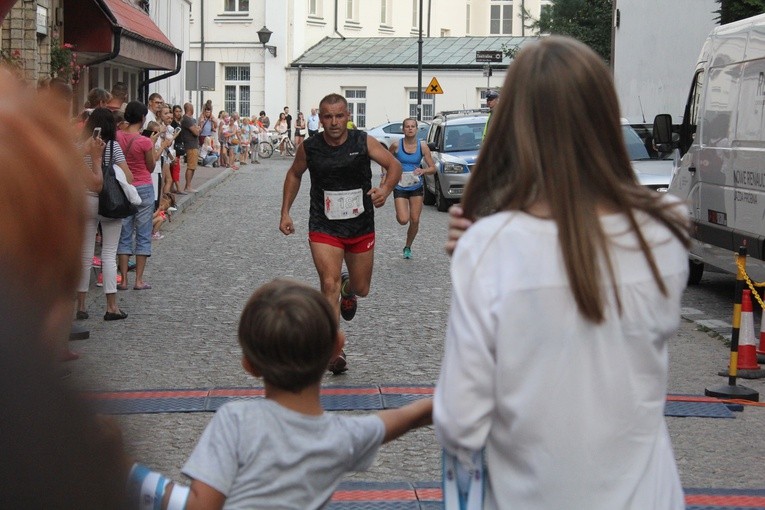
[324,483,765,509]
[82,385,738,418]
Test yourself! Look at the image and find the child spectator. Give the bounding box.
[127,279,432,509]
[199,136,220,167]
[238,117,252,165]
[151,193,176,241]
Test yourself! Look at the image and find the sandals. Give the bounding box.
[133,282,152,290]
[104,310,128,321]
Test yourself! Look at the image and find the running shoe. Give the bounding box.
[328,349,348,375]
[339,271,357,321]
[403,246,412,259]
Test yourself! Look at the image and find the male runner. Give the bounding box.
[280,93,402,373]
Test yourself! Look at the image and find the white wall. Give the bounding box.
[147,0,191,107]
[288,66,508,128]
[613,0,717,123]
[188,0,529,123]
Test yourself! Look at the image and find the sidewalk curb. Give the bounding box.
[175,167,234,214]
[682,307,733,343]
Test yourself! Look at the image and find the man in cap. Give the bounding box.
[483,89,499,140]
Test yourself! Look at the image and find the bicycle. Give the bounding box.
[257,131,296,159]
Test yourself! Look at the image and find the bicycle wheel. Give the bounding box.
[258,141,274,159]
[285,141,296,157]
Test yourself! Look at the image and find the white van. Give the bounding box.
[654,13,765,284]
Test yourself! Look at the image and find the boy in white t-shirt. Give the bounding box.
[127,279,432,510]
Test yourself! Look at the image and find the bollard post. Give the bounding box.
[705,247,759,402]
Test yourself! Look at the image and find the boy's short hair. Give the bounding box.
[238,279,337,392]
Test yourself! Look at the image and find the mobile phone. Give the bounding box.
[174,127,182,136]
[92,127,102,140]
[141,129,154,137]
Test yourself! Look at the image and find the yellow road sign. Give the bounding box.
[426,77,444,94]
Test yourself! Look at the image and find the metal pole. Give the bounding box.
[417,0,423,121]
[200,0,205,110]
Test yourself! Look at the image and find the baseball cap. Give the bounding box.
[486,90,499,100]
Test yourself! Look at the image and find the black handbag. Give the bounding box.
[98,141,138,219]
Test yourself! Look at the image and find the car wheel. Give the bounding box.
[435,175,450,212]
[688,260,704,285]
[423,178,435,205]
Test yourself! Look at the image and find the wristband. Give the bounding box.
[166,484,190,510]
[127,463,170,510]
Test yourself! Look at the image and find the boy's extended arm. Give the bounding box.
[161,480,225,510]
[377,398,433,444]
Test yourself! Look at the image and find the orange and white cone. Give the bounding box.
[737,290,765,376]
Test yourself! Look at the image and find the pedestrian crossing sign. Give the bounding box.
[427,77,444,94]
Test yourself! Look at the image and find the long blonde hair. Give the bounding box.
[462,37,689,322]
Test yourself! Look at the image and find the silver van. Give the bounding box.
[654,13,765,283]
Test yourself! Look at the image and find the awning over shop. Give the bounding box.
[63,0,181,70]
[0,0,17,23]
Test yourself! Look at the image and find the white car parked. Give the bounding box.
[366,120,429,150]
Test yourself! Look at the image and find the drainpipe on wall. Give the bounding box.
[139,51,183,102]
[297,65,302,113]
[333,0,345,39]
[85,25,122,67]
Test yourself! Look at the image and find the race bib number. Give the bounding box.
[399,171,421,187]
[324,189,364,220]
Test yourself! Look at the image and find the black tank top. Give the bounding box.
[304,130,374,237]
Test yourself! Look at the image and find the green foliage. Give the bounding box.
[50,38,82,85]
[529,0,613,62]
[716,0,765,24]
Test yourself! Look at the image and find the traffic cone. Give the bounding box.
[733,290,765,378]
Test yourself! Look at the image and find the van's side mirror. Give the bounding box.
[428,142,438,151]
[653,114,673,145]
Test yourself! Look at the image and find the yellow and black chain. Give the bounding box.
[736,258,765,310]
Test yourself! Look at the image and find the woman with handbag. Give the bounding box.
[116,101,172,291]
[76,108,135,321]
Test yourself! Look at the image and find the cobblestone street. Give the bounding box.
[69,157,765,494]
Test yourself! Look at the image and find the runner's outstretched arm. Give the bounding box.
[280,143,309,235]
[366,136,402,208]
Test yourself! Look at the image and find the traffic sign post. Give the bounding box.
[185,61,216,91]
[475,50,503,63]
[476,51,502,90]
[426,77,444,95]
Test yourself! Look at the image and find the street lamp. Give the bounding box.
[257,26,277,57]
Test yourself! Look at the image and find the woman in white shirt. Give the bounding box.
[274,112,289,155]
[434,36,691,510]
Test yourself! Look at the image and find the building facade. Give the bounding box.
[190,0,551,127]
[0,0,189,111]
